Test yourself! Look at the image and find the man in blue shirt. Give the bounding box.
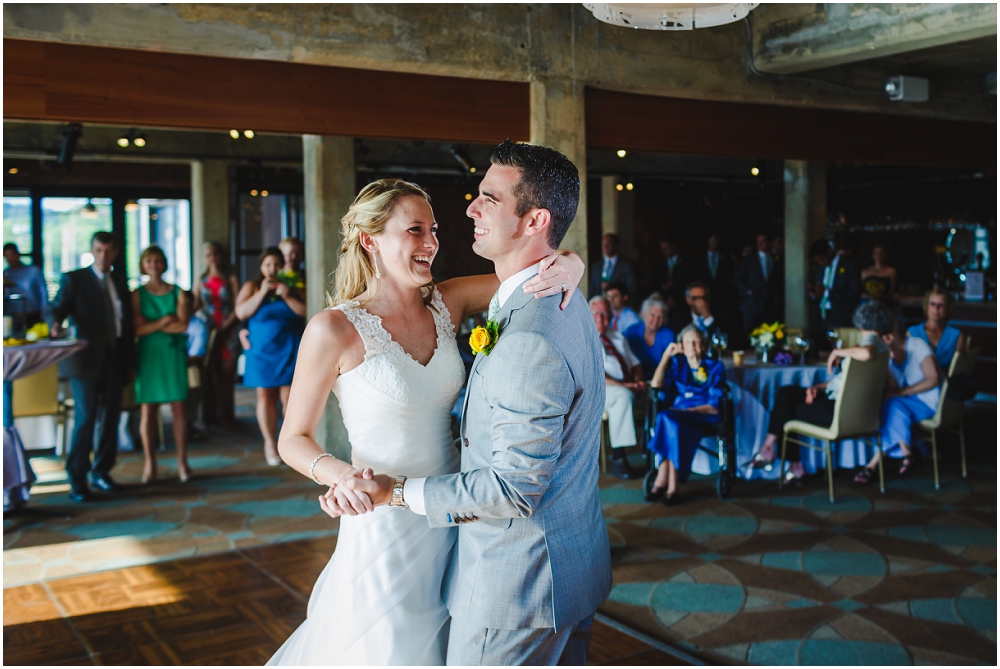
[3,243,49,325]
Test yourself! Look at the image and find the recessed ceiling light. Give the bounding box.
[125,200,139,212]
[625,183,634,191]
[617,150,627,158]
[260,190,269,197]
[469,167,476,173]
[8,168,18,175]
[250,189,258,196]
[117,136,130,148]
[229,129,240,139]
[464,193,473,201]
[133,136,146,148]
[243,130,255,139]
[615,183,624,191]
[750,166,760,176]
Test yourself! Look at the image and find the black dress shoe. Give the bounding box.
[609,457,637,479]
[68,486,94,503]
[89,473,121,492]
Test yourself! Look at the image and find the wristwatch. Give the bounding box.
[389,475,408,508]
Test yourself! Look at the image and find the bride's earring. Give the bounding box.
[372,249,381,279]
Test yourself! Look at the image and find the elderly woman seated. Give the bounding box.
[854,322,940,484]
[907,287,965,374]
[645,324,727,504]
[623,295,675,380]
[744,300,895,485]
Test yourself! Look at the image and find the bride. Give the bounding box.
[267,179,584,665]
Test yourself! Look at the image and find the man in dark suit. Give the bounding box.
[809,239,861,333]
[652,237,691,310]
[589,233,637,299]
[696,233,734,314]
[51,231,136,502]
[734,233,780,338]
[668,281,728,357]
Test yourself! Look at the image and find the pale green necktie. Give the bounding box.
[487,291,500,321]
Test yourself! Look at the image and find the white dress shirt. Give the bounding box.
[602,255,617,280]
[404,263,542,515]
[91,265,123,338]
[601,329,640,381]
[758,250,771,281]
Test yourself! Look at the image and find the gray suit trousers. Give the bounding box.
[447,616,593,666]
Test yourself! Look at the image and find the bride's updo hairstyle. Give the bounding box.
[331,178,433,307]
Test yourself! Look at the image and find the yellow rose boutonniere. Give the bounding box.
[693,366,708,384]
[470,321,500,356]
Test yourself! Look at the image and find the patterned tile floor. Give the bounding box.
[598,406,997,665]
[3,392,996,665]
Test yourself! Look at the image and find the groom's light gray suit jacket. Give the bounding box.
[423,282,612,632]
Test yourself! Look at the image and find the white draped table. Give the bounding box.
[689,355,875,479]
[3,339,87,511]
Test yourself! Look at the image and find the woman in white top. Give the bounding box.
[854,324,940,484]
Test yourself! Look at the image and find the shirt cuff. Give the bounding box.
[403,477,427,515]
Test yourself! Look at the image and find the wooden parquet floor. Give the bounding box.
[3,536,688,666]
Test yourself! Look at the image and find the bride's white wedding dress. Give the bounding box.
[268,289,465,666]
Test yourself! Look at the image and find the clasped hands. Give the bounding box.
[318,468,394,519]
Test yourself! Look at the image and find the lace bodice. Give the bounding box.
[327,288,465,477]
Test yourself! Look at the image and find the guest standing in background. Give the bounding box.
[907,288,965,373]
[645,325,727,504]
[605,281,641,333]
[697,233,733,316]
[50,232,136,502]
[194,242,241,430]
[734,233,778,339]
[861,245,898,303]
[3,242,49,326]
[653,237,691,310]
[589,233,636,298]
[235,247,306,466]
[624,296,675,380]
[240,236,306,351]
[809,239,861,332]
[132,246,192,484]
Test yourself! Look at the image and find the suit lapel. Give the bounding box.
[460,280,535,436]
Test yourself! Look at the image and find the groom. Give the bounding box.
[343,139,612,665]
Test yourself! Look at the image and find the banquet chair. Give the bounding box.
[780,353,889,504]
[917,347,979,490]
[834,327,862,348]
[12,365,68,453]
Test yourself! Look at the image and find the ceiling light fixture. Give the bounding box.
[464,193,473,201]
[750,166,760,176]
[117,136,130,148]
[243,130,255,139]
[616,183,624,192]
[8,168,18,175]
[125,199,140,212]
[133,135,146,148]
[585,3,758,30]
[617,150,627,158]
[250,189,258,197]
[229,129,240,139]
[625,183,634,191]
[260,190,269,197]
[81,201,99,219]
[469,167,477,173]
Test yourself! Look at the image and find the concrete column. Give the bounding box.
[601,176,619,236]
[190,159,230,279]
[783,160,827,331]
[530,77,588,290]
[303,135,355,460]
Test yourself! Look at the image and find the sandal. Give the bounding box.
[743,453,775,471]
[854,466,876,485]
[898,456,914,477]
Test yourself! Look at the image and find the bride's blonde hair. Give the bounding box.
[330,178,434,307]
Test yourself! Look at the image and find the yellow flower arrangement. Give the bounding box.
[469,321,500,356]
[749,321,786,348]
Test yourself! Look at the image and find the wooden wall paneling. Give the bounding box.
[585,88,996,170]
[3,39,530,144]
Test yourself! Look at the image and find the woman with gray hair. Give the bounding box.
[623,295,675,380]
[744,300,895,484]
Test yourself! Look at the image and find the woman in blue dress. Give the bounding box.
[235,247,306,465]
[645,324,727,504]
[907,288,965,373]
[623,296,675,380]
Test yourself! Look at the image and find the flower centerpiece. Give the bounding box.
[749,321,785,364]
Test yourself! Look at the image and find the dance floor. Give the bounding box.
[2,392,995,665]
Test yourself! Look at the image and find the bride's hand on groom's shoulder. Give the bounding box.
[523,251,585,311]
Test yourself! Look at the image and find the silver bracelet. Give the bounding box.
[309,452,334,485]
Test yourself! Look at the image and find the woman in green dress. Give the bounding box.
[132,246,192,483]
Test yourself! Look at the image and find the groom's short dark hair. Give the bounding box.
[490,139,580,249]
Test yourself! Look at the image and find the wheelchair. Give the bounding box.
[641,381,738,499]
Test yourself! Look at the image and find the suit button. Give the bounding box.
[463,438,469,448]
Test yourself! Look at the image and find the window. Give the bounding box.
[40,198,113,298]
[2,195,33,260]
[126,199,192,291]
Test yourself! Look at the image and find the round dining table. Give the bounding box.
[689,352,877,480]
[3,338,87,511]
